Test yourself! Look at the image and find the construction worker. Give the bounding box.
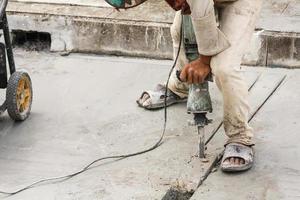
[107,0,262,172]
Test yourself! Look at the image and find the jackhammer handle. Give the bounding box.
[176,70,213,82]
[176,70,182,82]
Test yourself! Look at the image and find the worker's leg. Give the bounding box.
[210,0,263,145]
[136,11,189,109]
[138,0,215,107]
[168,11,189,98]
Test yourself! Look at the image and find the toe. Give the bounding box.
[141,94,149,102]
[223,158,230,165]
[138,94,149,105]
[229,157,235,165]
[234,158,240,165]
[240,158,245,165]
[142,98,152,107]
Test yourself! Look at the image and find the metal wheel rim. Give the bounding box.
[16,75,31,114]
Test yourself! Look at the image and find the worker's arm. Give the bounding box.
[188,0,230,56]
[180,0,230,84]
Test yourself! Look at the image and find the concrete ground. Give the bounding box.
[191,73,300,199]
[0,50,299,199]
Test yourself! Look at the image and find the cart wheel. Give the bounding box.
[6,71,33,121]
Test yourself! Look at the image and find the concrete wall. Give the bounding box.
[6,2,300,68]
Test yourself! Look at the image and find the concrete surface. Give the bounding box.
[6,0,300,67]
[0,50,222,200]
[0,50,298,199]
[191,69,300,200]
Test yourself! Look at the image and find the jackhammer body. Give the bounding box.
[187,82,212,158]
[180,15,213,159]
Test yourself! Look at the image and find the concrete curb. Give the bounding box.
[243,31,300,68]
[6,1,300,68]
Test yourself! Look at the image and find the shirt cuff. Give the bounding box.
[191,9,231,56]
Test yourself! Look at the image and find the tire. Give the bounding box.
[6,71,33,121]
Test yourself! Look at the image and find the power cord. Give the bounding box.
[0,17,184,196]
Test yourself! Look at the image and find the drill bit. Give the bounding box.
[198,125,205,159]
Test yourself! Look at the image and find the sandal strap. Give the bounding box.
[222,143,254,165]
[139,90,166,106]
[139,84,175,105]
[137,84,187,109]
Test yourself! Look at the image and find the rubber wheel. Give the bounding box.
[6,71,33,121]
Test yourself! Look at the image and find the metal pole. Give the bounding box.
[2,14,16,74]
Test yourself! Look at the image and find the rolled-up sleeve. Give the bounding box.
[187,0,231,56]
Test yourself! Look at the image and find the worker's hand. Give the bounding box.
[165,0,191,14]
[180,56,212,84]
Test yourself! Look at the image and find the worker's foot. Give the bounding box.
[221,143,254,172]
[136,84,187,110]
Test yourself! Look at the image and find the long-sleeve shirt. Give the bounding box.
[186,0,237,56]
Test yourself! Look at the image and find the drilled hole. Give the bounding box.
[12,30,51,51]
[162,187,194,200]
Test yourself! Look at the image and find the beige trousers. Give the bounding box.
[168,0,262,146]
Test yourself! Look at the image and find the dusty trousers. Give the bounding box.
[168,0,263,146]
